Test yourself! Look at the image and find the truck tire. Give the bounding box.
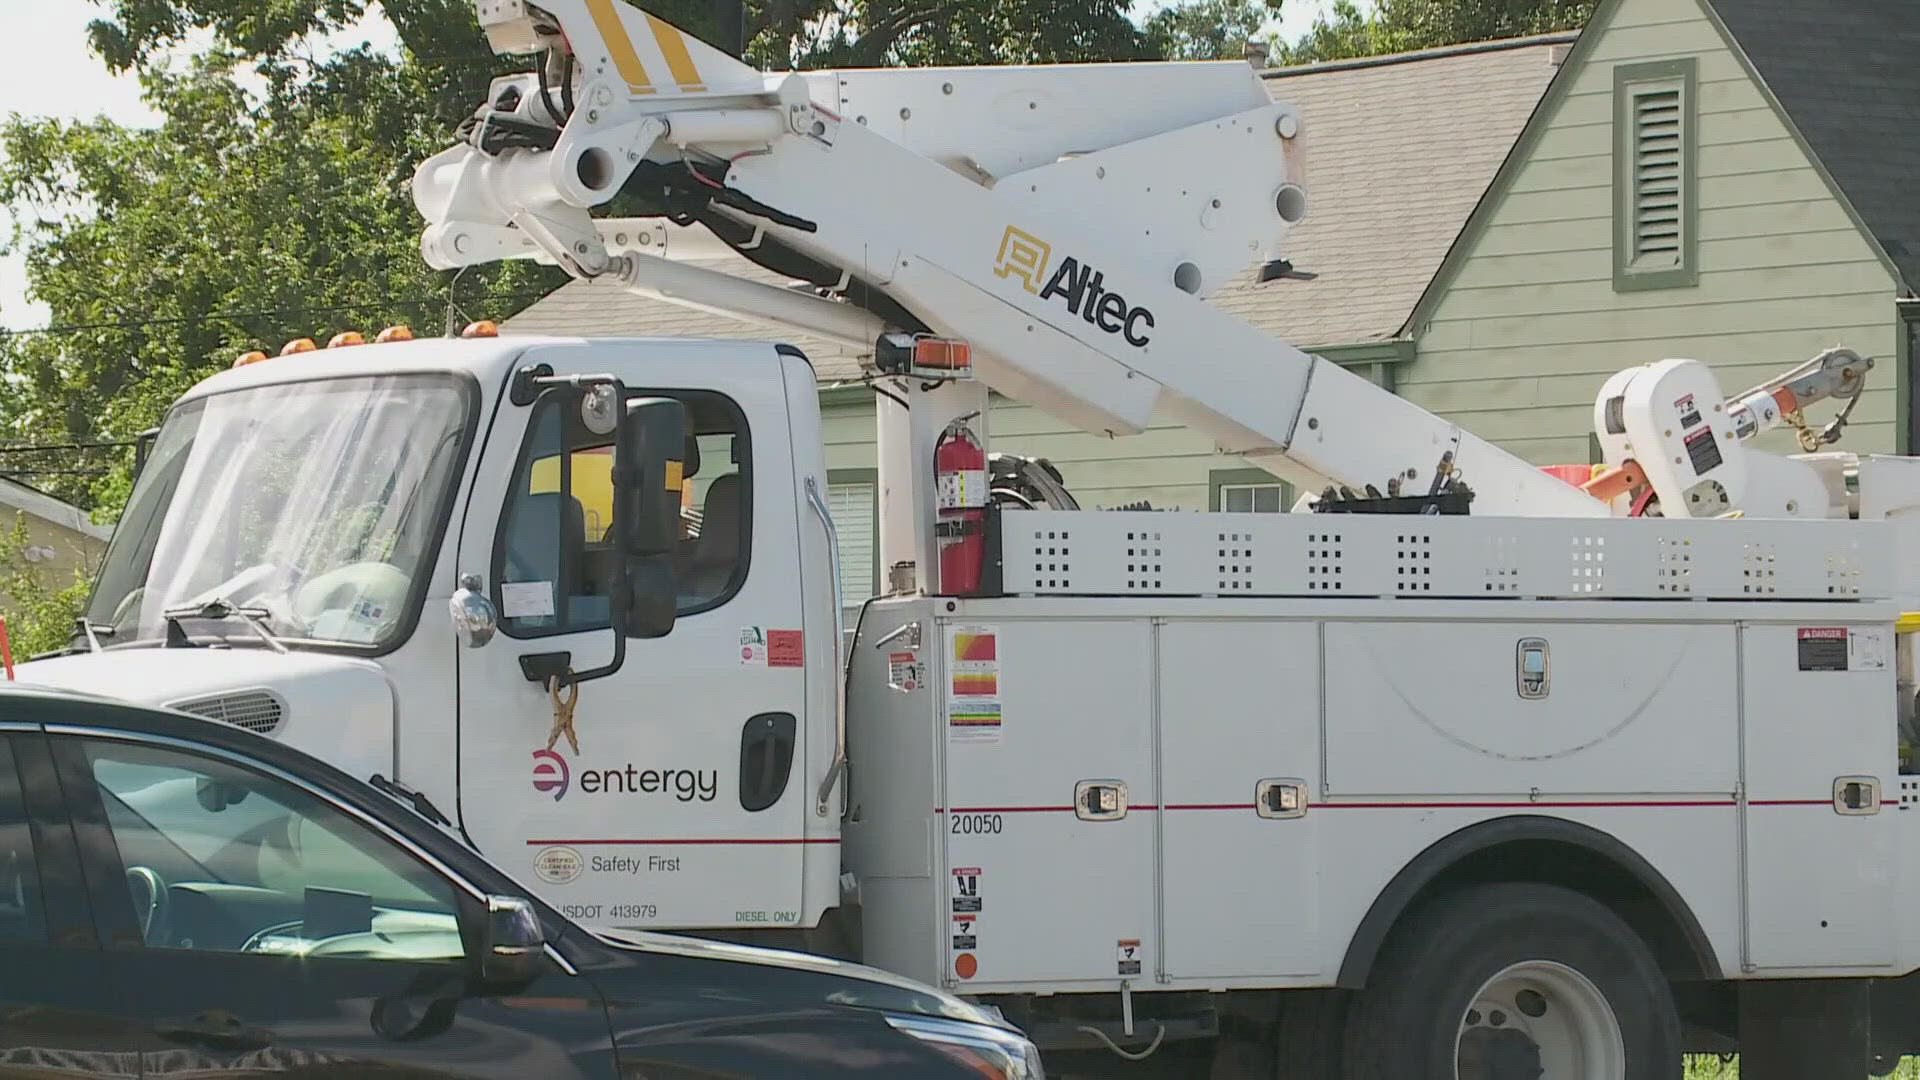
[1342,882,1679,1080]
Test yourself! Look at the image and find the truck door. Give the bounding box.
[454,342,809,930]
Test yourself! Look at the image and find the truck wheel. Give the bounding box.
[1343,882,1679,1080]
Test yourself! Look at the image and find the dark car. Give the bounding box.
[0,683,1043,1079]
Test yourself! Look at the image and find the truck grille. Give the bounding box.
[171,690,286,735]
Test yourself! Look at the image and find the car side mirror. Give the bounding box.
[613,397,686,639]
[478,895,547,985]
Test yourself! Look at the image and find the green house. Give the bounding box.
[1402,0,1920,467]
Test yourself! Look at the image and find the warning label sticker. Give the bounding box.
[952,867,982,913]
[889,651,921,693]
[1851,627,1889,671]
[1675,393,1702,429]
[948,625,1003,743]
[767,629,804,667]
[952,913,978,951]
[1117,938,1142,977]
[1684,424,1723,475]
[1798,627,1849,671]
[739,627,767,665]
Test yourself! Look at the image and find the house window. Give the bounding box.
[1210,468,1293,513]
[827,470,878,606]
[1614,58,1698,292]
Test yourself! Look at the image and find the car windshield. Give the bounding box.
[86,373,470,650]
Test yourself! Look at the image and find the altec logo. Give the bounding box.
[532,749,571,802]
[994,225,1156,348]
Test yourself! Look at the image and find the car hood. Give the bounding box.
[14,648,395,774]
[588,927,1008,1029]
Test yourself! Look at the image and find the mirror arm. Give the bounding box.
[571,375,631,686]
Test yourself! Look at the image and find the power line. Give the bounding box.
[0,440,141,454]
[0,288,557,339]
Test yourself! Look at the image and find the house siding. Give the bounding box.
[0,507,105,614]
[1404,0,1901,467]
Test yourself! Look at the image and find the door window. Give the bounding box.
[496,389,750,636]
[0,739,44,944]
[82,740,466,962]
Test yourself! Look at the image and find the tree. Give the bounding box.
[0,51,557,512]
[1278,0,1595,64]
[1143,0,1281,61]
[0,512,93,660]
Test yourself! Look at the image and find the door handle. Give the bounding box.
[739,713,797,812]
[156,1011,273,1051]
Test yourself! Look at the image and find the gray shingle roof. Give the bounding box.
[505,35,1572,375]
[1709,0,1920,293]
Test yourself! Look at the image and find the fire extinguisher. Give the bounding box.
[935,414,988,596]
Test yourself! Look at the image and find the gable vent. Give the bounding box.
[172,690,286,735]
[1631,88,1684,267]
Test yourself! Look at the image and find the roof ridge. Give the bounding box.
[1261,31,1580,79]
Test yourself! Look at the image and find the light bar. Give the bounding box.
[875,333,974,379]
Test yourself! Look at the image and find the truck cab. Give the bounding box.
[19,334,846,935]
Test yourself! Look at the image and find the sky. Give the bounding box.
[0,0,1358,331]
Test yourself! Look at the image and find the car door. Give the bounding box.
[47,729,619,1079]
[0,726,137,1080]
[453,342,810,931]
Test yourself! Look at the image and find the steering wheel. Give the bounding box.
[292,562,411,632]
[124,866,170,944]
[240,919,307,954]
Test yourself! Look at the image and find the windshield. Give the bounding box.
[87,374,471,650]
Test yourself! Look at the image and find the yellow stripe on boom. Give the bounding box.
[646,13,706,91]
[585,0,655,94]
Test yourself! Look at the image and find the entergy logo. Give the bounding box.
[532,748,571,802]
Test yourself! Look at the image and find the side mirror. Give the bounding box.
[613,397,687,639]
[478,895,547,984]
[616,397,687,557]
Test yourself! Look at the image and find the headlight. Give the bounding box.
[885,1014,1045,1079]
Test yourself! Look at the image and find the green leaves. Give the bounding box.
[1144,0,1281,62]
[0,511,93,661]
[1278,0,1596,64]
[2,22,555,513]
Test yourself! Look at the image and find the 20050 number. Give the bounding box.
[951,814,1004,835]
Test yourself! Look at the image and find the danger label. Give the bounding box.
[1798,627,1849,671]
[1117,938,1142,977]
[951,867,982,913]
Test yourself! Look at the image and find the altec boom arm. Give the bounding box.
[415,0,1609,518]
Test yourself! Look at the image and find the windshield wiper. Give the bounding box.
[368,773,454,828]
[161,598,288,654]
